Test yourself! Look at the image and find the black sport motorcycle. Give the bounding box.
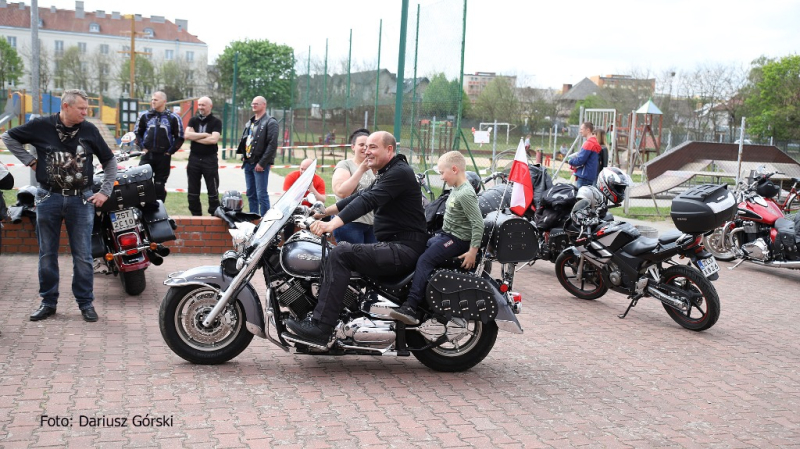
[553,184,737,331]
[159,162,533,372]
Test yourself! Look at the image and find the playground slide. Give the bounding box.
[0,111,13,128]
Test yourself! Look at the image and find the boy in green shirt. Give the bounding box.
[390,151,485,325]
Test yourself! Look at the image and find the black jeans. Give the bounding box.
[187,154,220,216]
[313,241,423,327]
[140,152,171,202]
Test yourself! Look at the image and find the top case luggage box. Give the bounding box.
[97,164,157,212]
[670,184,737,234]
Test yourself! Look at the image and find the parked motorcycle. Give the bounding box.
[91,136,175,295]
[554,184,737,331]
[158,161,533,372]
[704,168,800,270]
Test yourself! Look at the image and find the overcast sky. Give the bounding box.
[38,0,800,89]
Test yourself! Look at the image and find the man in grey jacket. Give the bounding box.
[1,89,117,322]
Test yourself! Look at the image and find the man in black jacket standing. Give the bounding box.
[285,131,428,346]
[236,96,278,215]
[185,96,223,215]
[134,91,185,202]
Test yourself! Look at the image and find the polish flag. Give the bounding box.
[509,138,534,216]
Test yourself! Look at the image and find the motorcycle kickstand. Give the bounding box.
[728,258,747,270]
[619,294,643,319]
[395,322,411,357]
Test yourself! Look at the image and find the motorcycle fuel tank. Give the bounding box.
[280,235,323,278]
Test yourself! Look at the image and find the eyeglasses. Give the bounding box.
[251,102,264,106]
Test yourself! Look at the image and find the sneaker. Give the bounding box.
[285,316,333,346]
[389,304,419,325]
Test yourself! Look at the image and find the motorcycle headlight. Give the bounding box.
[228,222,257,252]
[221,250,241,277]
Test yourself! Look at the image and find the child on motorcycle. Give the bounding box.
[390,151,485,325]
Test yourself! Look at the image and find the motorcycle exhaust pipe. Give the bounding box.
[156,245,171,257]
[747,259,800,269]
[146,249,164,266]
[646,286,688,311]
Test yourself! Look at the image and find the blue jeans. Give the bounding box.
[333,221,377,245]
[405,233,471,309]
[35,188,96,309]
[243,161,270,216]
[576,177,594,189]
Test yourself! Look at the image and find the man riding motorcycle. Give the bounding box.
[285,131,428,346]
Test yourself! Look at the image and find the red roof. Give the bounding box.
[0,2,204,44]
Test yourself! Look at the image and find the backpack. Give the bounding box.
[535,183,578,231]
[142,111,175,153]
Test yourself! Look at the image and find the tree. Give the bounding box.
[472,77,519,124]
[677,63,747,139]
[0,39,22,88]
[421,73,467,119]
[157,58,198,100]
[744,55,800,141]
[19,44,52,93]
[116,56,155,99]
[54,46,91,92]
[568,94,608,124]
[216,39,295,109]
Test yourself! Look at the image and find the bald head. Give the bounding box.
[300,159,313,171]
[151,91,167,112]
[197,96,213,116]
[251,96,267,118]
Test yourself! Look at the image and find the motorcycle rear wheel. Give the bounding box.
[409,320,498,372]
[555,251,608,300]
[660,265,720,331]
[159,285,254,364]
[120,269,146,296]
[703,227,736,261]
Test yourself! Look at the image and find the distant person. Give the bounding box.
[567,121,601,188]
[594,129,609,182]
[524,134,531,154]
[1,89,117,322]
[184,96,222,216]
[283,158,326,206]
[559,144,568,160]
[325,128,336,145]
[134,91,185,202]
[236,96,278,216]
[331,128,376,244]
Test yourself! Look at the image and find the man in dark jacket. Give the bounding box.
[185,96,223,215]
[567,121,601,188]
[285,131,428,346]
[236,96,278,215]
[133,91,185,202]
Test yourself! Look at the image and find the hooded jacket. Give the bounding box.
[569,135,602,183]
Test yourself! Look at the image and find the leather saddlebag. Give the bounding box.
[426,270,499,323]
[142,200,176,243]
[98,164,157,212]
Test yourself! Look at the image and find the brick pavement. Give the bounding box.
[1,252,799,448]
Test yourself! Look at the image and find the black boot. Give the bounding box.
[285,316,333,346]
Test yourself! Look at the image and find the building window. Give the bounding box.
[89,22,100,33]
[187,71,193,81]
[55,40,64,56]
[122,45,130,52]
[100,44,109,54]
[100,63,109,76]
[165,49,174,60]
[143,28,154,38]
[6,36,15,48]
[81,62,88,72]
[55,78,64,89]
[78,42,86,54]
[186,51,194,62]
[100,81,108,92]
[143,48,152,59]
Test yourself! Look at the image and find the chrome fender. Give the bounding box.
[164,265,266,338]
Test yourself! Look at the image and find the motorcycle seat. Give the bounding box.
[658,229,683,244]
[367,270,415,295]
[622,237,659,256]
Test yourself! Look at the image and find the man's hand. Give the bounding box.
[88,192,108,207]
[255,163,265,172]
[458,247,479,269]
[309,216,343,236]
[29,160,37,170]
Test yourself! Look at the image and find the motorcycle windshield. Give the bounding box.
[250,159,318,246]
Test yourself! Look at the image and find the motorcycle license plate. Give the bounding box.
[111,209,136,232]
[696,256,720,277]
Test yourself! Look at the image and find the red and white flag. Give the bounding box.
[509,138,534,216]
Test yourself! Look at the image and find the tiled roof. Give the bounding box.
[0,2,204,44]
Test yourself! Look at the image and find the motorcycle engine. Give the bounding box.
[271,277,360,319]
[335,317,396,347]
[741,238,769,261]
[608,262,624,286]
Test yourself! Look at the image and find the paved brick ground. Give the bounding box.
[1,252,799,448]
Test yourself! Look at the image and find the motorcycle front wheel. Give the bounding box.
[659,265,721,331]
[409,320,498,372]
[120,269,146,296]
[703,227,736,261]
[555,251,608,300]
[159,285,254,364]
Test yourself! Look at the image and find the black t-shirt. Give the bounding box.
[187,113,223,157]
[7,114,114,190]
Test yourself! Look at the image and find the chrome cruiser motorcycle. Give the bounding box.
[159,162,532,372]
